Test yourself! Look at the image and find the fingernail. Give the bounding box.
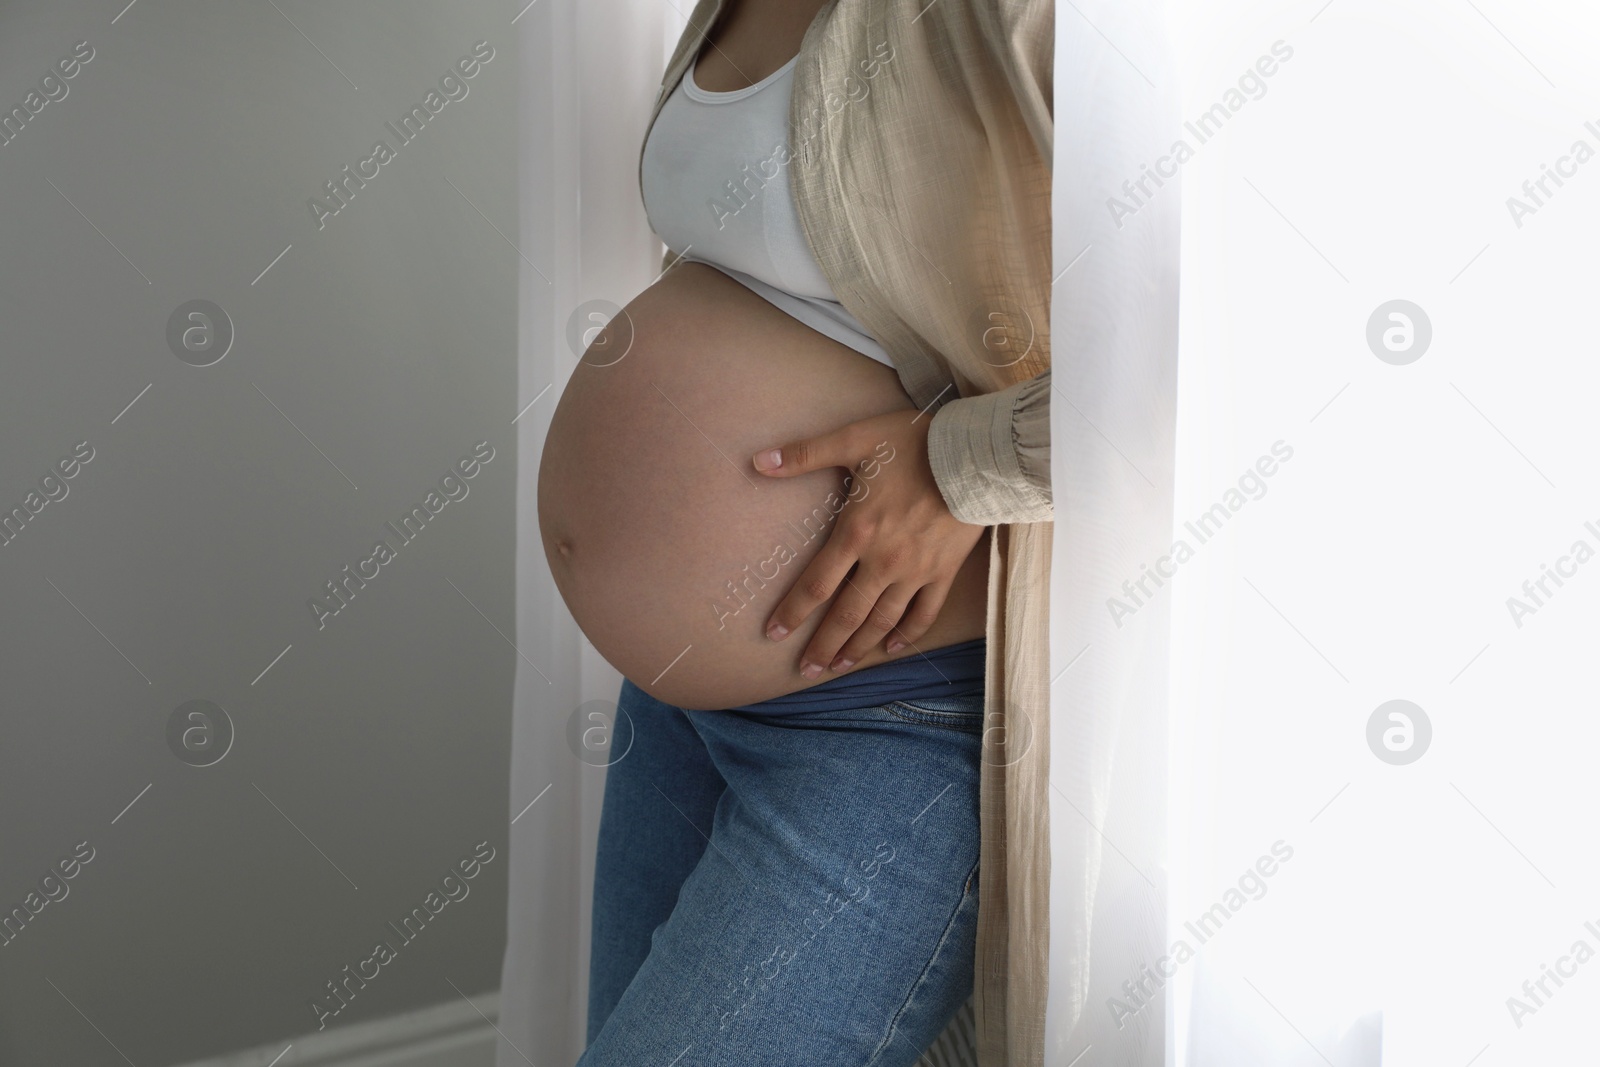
[752,449,783,472]
[830,656,855,672]
[766,622,789,641]
[800,662,823,680]
[885,638,905,653]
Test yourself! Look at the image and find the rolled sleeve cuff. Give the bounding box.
[926,370,1052,526]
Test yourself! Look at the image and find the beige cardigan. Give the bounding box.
[642,2,1054,1063]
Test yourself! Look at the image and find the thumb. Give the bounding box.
[750,424,861,478]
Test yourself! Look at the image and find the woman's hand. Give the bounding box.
[750,409,986,678]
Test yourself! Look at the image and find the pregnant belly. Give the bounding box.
[537,262,989,710]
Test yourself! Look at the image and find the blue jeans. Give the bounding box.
[581,677,984,1066]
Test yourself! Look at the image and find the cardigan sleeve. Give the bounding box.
[926,368,1052,526]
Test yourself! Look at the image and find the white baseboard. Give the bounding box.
[166,991,501,1067]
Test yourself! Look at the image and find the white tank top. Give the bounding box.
[640,54,894,368]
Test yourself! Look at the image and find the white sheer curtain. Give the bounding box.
[497,2,683,1064]
[1044,2,1181,1065]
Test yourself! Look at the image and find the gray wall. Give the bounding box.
[0,1,518,1062]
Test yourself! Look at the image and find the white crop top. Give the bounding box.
[640,53,894,368]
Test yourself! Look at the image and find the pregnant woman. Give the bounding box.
[537,0,1053,1063]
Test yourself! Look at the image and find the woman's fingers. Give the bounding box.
[828,582,915,671]
[883,581,950,654]
[751,421,863,478]
[764,537,859,645]
[793,569,889,680]
[753,408,984,679]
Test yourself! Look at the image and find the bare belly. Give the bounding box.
[537,262,989,710]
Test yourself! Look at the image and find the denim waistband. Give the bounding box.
[727,637,986,715]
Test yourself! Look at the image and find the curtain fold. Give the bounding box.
[1045,1,1180,1063]
[498,1,682,1064]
